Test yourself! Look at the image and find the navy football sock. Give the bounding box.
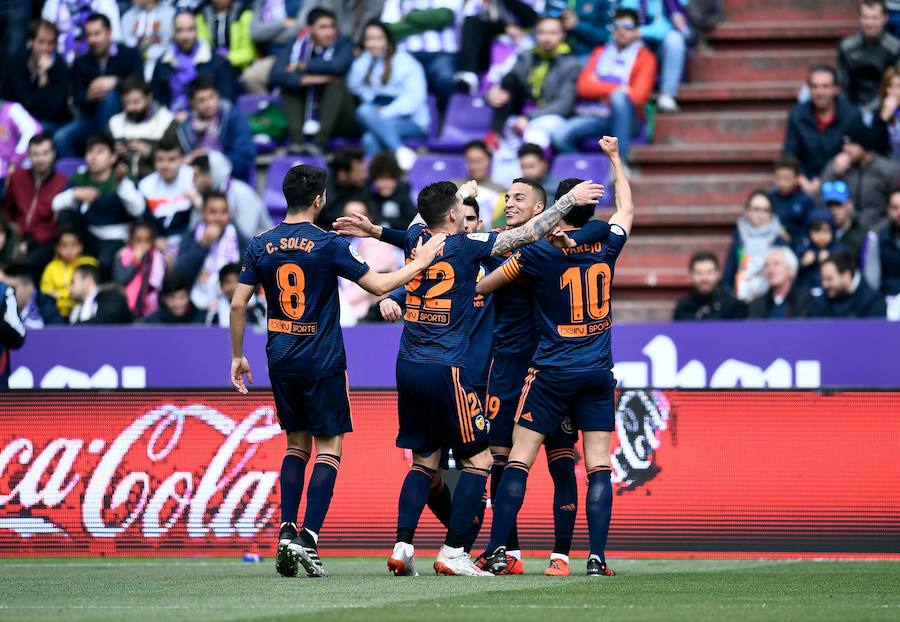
[547,450,577,556]
[586,466,613,562]
[396,464,436,544]
[445,467,489,549]
[484,462,529,553]
[464,492,487,553]
[301,453,341,539]
[280,448,309,524]
[489,454,519,550]
[426,473,452,528]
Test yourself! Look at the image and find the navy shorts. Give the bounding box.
[396,359,489,459]
[515,367,616,435]
[486,354,578,449]
[269,371,353,436]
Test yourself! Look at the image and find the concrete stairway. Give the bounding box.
[617,0,857,323]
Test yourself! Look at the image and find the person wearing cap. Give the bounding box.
[822,114,900,229]
[822,179,868,262]
[796,208,846,294]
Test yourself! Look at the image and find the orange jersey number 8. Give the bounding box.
[276,263,306,319]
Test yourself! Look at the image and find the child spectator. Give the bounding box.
[368,153,417,229]
[1,134,66,270]
[51,133,146,268]
[121,0,175,81]
[206,262,267,328]
[68,263,133,324]
[768,155,815,245]
[196,0,257,73]
[40,226,100,319]
[174,191,244,312]
[41,0,122,64]
[269,8,357,154]
[1,263,65,328]
[0,20,71,135]
[723,191,791,303]
[484,15,580,151]
[838,0,900,111]
[191,151,272,240]
[0,100,42,193]
[151,11,236,113]
[144,272,206,324]
[112,221,166,318]
[552,8,656,159]
[348,20,429,168]
[108,76,178,180]
[175,77,256,182]
[796,209,845,294]
[138,136,196,253]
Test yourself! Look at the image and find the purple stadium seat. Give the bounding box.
[236,93,274,117]
[264,155,328,216]
[56,158,86,178]
[403,96,440,150]
[428,95,492,152]
[408,154,468,198]
[550,154,610,186]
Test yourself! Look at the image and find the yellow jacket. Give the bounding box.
[40,255,100,319]
[196,10,256,70]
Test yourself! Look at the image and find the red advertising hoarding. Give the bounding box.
[0,390,898,557]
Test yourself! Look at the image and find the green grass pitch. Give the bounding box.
[1,557,898,622]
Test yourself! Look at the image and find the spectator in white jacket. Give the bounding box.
[121,0,175,81]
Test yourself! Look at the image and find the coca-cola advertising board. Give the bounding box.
[1,390,898,557]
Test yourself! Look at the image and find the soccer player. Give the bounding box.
[229,164,446,578]
[475,136,633,577]
[474,177,610,576]
[334,177,604,576]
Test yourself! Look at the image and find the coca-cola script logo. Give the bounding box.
[0,402,282,546]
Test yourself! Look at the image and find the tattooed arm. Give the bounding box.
[490,180,604,256]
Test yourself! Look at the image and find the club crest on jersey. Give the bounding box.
[561,417,574,434]
[474,415,486,431]
[610,224,626,237]
[611,390,671,493]
[348,245,365,263]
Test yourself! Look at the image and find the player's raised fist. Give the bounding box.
[459,179,479,199]
[599,136,619,155]
[333,212,377,238]
[568,180,605,205]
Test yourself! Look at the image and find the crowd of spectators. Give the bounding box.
[675,0,900,322]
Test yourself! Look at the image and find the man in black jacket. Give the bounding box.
[53,13,144,158]
[269,8,358,153]
[811,253,887,318]
[673,251,747,321]
[68,264,133,324]
[783,65,860,195]
[747,247,813,319]
[0,19,71,135]
[838,0,900,111]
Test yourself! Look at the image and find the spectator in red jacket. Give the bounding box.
[0,134,66,271]
[551,8,656,159]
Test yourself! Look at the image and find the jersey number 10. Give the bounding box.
[559,264,611,323]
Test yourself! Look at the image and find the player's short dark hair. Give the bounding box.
[556,178,594,227]
[417,181,459,228]
[3,262,38,286]
[774,154,801,174]
[517,143,547,162]
[510,177,547,207]
[613,8,640,25]
[74,263,100,284]
[202,190,229,208]
[369,152,402,181]
[330,146,364,175]
[85,12,112,31]
[128,219,157,241]
[343,193,372,216]
[28,18,58,40]
[464,140,492,158]
[85,133,115,153]
[28,133,53,149]
[120,75,152,97]
[219,262,242,282]
[860,0,887,14]
[307,7,336,26]
[283,165,327,213]
[55,224,85,247]
[189,76,218,99]
[154,134,182,155]
[162,272,189,296]
[822,251,856,275]
[192,154,211,175]
[808,64,837,84]
[689,250,720,271]
[462,196,479,213]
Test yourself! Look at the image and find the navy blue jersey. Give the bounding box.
[466,265,495,387]
[499,223,626,370]
[397,224,499,367]
[239,222,370,377]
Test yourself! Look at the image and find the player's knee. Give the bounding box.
[313,434,343,457]
[286,431,311,451]
[463,449,494,471]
